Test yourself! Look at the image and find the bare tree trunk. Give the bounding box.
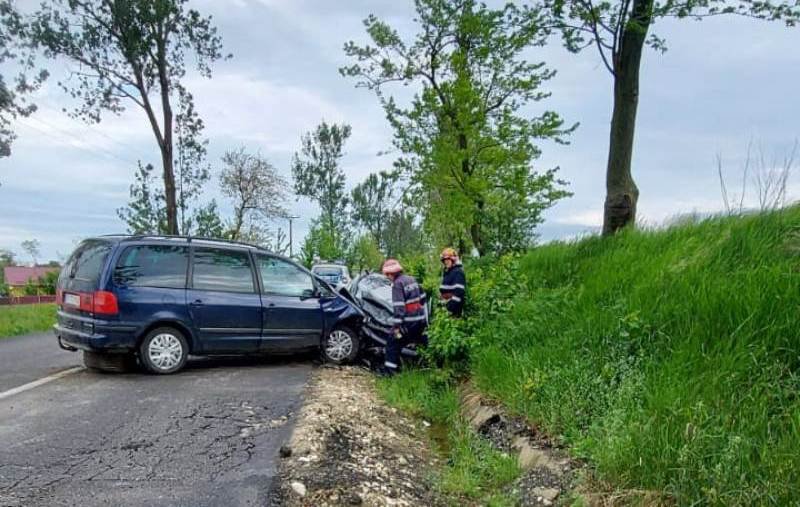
[602,0,652,236]
[158,30,178,235]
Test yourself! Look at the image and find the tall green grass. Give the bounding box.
[0,303,56,338]
[378,370,521,505]
[471,208,800,504]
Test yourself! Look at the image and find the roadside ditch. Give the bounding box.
[273,366,581,506]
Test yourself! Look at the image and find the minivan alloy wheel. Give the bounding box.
[325,329,353,362]
[147,333,184,370]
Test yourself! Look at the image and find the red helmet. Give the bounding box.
[382,259,403,275]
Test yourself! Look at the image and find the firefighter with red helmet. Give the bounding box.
[380,258,427,375]
[439,247,466,317]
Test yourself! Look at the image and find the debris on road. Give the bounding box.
[275,366,440,506]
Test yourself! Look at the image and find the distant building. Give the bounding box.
[2,266,60,297]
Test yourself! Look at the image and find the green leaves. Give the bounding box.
[343,0,573,255]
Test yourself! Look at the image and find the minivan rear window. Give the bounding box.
[60,240,113,290]
[114,245,188,289]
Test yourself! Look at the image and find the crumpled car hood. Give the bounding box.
[344,274,395,330]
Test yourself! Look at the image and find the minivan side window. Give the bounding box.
[192,248,255,293]
[114,245,188,289]
[257,255,314,297]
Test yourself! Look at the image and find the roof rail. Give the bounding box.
[100,234,270,252]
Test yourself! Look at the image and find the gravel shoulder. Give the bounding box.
[275,366,442,506]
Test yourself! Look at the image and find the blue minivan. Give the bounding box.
[55,235,364,374]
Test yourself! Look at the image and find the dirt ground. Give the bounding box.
[272,366,442,506]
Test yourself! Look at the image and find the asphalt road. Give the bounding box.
[0,333,313,507]
[0,332,82,393]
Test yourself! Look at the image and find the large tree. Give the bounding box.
[544,0,800,235]
[0,0,47,159]
[350,170,396,252]
[31,0,227,234]
[291,121,351,250]
[219,147,289,241]
[342,0,573,255]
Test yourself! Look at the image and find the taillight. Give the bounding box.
[56,288,63,305]
[92,291,119,315]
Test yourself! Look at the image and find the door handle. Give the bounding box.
[190,299,204,306]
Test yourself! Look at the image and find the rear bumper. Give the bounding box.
[53,310,138,352]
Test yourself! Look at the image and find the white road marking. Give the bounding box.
[0,366,84,401]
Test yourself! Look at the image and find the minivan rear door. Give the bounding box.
[255,254,323,351]
[187,247,262,353]
[59,239,114,317]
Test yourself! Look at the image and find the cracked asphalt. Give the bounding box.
[0,333,313,507]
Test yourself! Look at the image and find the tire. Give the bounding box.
[138,327,189,375]
[322,326,360,364]
[83,351,137,373]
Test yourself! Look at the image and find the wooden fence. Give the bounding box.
[0,295,57,305]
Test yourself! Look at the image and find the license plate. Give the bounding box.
[64,293,80,307]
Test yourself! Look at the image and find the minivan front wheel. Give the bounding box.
[139,327,189,374]
[322,326,359,364]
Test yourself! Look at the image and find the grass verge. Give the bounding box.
[377,370,521,506]
[387,206,800,505]
[0,304,57,338]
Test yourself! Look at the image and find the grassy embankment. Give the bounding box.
[0,304,57,337]
[379,207,800,505]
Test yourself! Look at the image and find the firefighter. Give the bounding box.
[439,247,466,317]
[380,258,427,375]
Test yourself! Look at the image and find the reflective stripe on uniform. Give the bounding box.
[450,296,461,302]
[440,284,465,290]
[385,361,398,369]
[403,314,427,322]
[393,301,405,307]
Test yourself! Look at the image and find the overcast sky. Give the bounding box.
[1,0,799,262]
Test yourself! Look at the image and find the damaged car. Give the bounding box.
[338,273,429,362]
[55,235,365,374]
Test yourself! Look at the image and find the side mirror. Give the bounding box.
[301,288,317,299]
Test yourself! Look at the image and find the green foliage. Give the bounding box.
[464,207,800,504]
[299,218,346,267]
[0,0,47,159]
[0,304,56,337]
[117,163,168,234]
[31,0,227,233]
[377,370,520,504]
[350,171,396,251]
[423,254,525,366]
[346,234,383,274]
[39,270,58,294]
[291,121,351,251]
[342,0,573,255]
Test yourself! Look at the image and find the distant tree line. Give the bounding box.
[1,0,798,263]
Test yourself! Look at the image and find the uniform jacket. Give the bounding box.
[439,263,466,316]
[390,273,426,327]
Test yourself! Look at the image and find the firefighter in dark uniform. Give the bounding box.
[381,258,427,375]
[439,248,466,317]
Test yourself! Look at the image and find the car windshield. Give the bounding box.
[313,267,343,277]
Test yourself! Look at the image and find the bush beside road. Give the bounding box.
[0,303,56,338]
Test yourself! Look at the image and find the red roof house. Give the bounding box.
[3,266,60,294]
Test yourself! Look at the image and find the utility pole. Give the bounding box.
[287,215,300,258]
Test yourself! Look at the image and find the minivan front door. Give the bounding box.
[254,254,323,351]
[187,247,262,353]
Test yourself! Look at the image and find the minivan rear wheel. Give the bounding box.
[138,327,189,375]
[322,326,359,364]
